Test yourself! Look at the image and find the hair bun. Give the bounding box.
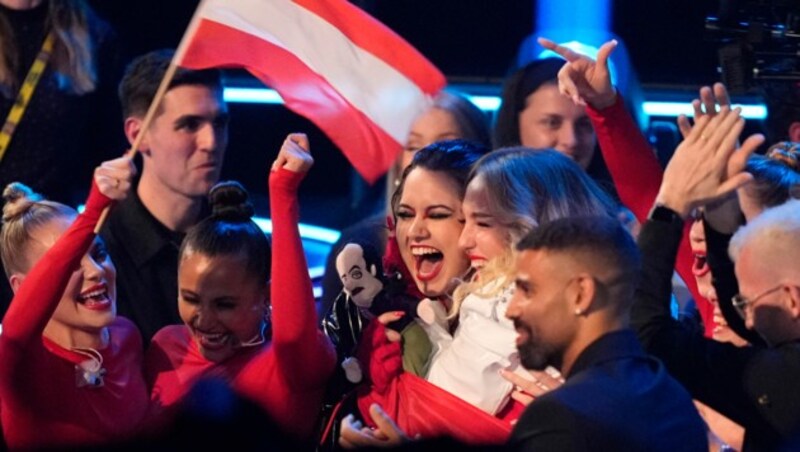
[767,141,800,172]
[208,181,254,221]
[2,182,42,223]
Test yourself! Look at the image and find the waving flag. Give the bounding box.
[177,0,446,183]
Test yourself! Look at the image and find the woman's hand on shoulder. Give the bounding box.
[271,133,314,173]
[94,154,136,200]
[500,367,565,406]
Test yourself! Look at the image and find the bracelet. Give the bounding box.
[648,204,683,224]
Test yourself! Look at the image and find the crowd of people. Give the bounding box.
[2,1,800,451]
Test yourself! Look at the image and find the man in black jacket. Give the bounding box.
[100,50,227,343]
[505,215,707,451]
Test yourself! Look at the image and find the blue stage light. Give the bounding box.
[223,87,284,104]
[467,95,502,112]
[222,87,767,120]
[76,205,341,245]
[252,217,341,244]
[643,101,767,120]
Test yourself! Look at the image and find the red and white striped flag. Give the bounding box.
[177,0,446,183]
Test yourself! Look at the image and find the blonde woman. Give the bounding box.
[421,148,616,419]
[0,156,148,449]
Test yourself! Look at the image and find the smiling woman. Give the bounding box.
[145,133,336,441]
[0,157,148,449]
[390,140,487,299]
[420,149,616,419]
[394,168,467,297]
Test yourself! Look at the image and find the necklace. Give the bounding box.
[71,347,106,388]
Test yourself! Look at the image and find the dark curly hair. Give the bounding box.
[179,181,271,286]
[390,139,490,218]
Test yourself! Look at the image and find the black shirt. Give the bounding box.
[100,186,186,344]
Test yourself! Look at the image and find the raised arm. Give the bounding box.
[268,134,335,387]
[539,37,659,220]
[540,36,725,334]
[633,107,767,423]
[0,156,134,389]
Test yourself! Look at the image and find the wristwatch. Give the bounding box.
[648,204,683,224]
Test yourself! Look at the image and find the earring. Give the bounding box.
[574,308,583,316]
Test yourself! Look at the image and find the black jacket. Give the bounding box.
[509,330,707,451]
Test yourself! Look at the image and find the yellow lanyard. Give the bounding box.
[0,31,56,163]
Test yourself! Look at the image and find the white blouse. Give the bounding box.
[420,282,529,414]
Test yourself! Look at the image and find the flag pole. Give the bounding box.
[94,0,210,233]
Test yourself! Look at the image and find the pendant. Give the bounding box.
[74,359,106,388]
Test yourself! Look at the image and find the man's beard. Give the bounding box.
[515,321,557,371]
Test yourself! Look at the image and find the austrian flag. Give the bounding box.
[178,0,447,183]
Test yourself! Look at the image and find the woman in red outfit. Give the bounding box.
[341,143,515,447]
[534,37,714,336]
[0,156,148,449]
[145,133,336,440]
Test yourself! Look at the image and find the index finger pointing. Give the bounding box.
[537,37,581,62]
[595,39,618,68]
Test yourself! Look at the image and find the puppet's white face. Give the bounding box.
[336,243,383,308]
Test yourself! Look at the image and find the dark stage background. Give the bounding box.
[88,0,726,231]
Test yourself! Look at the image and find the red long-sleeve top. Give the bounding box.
[146,168,336,438]
[586,97,713,335]
[0,183,149,449]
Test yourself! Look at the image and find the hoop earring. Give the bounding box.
[239,321,268,348]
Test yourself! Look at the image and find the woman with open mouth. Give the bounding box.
[0,156,148,449]
[424,148,616,421]
[391,140,487,302]
[347,140,522,445]
[320,91,491,319]
[145,133,336,443]
[345,149,617,446]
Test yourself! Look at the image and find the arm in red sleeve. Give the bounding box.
[587,97,714,336]
[587,95,662,221]
[0,182,111,389]
[356,320,403,393]
[268,168,335,388]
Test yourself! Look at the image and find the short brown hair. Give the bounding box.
[118,49,223,120]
